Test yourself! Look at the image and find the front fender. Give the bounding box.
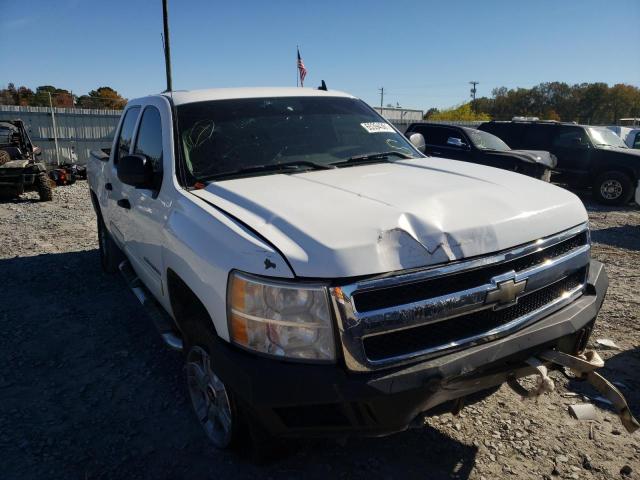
[162,192,294,341]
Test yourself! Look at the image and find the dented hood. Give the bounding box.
[192,157,587,278]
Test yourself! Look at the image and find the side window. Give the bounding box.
[422,127,461,147]
[523,126,551,149]
[412,126,439,145]
[633,132,640,149]
[552,127,588,148]
[481,124,515,146]
[133,106,164,189]
[115,107,140,165]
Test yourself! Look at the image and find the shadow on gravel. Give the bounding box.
[0,250,477,480]
[591,225,640,251]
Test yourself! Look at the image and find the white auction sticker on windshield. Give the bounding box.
[360,122,395,133]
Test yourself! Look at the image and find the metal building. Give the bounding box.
[0,105,122,165]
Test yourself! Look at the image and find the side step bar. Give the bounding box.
[118,260,183,351]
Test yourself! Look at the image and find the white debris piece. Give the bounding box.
[595,338,620,350]
[568,404,597,421]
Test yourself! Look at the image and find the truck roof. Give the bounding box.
[483,120,581,127]
[154,87,355,106]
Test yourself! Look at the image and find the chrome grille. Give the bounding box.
[330,224,590,372]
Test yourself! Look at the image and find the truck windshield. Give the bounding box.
[176,96,420,181]
[466,129,511,151]
[587,127,628,148]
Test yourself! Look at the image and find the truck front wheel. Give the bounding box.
[593,171,634,205]
[184,321,248,450]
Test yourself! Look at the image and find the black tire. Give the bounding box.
[35,172,53,201]
[592,171,634,206]
[0,150,9,166]
[183,319,250,450]
[97,216,124,273]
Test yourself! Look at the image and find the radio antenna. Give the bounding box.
[162,0,173,92]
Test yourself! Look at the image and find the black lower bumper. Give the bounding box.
[211,260,608,438]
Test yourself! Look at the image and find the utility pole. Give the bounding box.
[469,81,479,113]
[48,92,61,166]
[162,0,173,92]
[379,87,384,110]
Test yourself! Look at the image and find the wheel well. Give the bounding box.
[166,269,216,337]
[592,167,636,183]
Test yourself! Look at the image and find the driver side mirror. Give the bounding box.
[447,137,468,148]
[118,154,154,188]
[408,133,426,153]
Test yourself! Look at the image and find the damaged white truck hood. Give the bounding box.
[192,157,587,278]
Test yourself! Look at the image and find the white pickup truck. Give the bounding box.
[88,87,612,449]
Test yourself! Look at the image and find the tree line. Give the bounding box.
[427,82,640,124]
[3,81,639,124]
[0,83,127,109]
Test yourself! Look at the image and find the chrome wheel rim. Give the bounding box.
[186,346,233,448]
[600,179,623,200]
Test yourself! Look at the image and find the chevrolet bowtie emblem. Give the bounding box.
[485,278,527,309]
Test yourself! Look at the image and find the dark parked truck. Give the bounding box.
[0,119,52,201]
[88,87,636,450]
[478,120,640,205]
[404,122,556,181]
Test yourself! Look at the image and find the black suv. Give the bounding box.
[478,120,640,205]
[405,123,556,181]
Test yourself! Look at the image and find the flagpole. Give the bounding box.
[296,45,299,87]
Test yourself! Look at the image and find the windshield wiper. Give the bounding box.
[200,160,335,182]
[330,150,413,167]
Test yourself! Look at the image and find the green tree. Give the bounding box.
[77,87,126,109]
[428,102,490,121]
[424,108,439,119]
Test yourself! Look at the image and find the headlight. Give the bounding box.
[227,271,335,361]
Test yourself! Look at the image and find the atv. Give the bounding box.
[0,119,52,201]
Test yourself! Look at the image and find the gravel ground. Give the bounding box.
[1,182,638,480]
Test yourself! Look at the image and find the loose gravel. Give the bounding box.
[1,182,638,479]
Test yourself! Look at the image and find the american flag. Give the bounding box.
[297,48,307,87]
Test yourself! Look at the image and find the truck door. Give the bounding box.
[105,106,140,248]
[117,102,170,301]
[549,126,592,186]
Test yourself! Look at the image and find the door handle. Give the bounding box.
[117,199,131,209]
[105,183,113,191]
[432,151,442,155]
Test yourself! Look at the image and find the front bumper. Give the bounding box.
[210,260,608,438]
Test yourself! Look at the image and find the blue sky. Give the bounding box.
[1,0,639,110]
